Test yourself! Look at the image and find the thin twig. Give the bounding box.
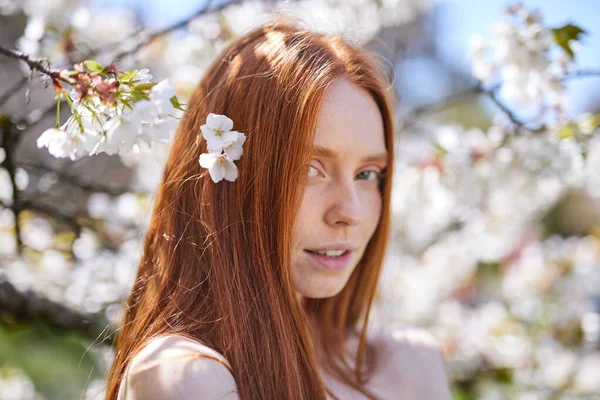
[409,84,484,117]
[405,67,600,132]
[567,67,600,78]
[484,87,526,128]
[112,0,239,60]
[0,46,73,86]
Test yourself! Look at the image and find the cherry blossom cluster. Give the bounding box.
[198,113,246,183]
[468,4,585,110]
[36,61,183,160]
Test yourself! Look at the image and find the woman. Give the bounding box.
[105,19,453,400]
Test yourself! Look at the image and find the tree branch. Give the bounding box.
[12,0,241,131]
[0,117,24,254]
[409,84,483,117]
[483,86,527,129]
[0,0,240,120]
[16,160,151,196]
[0,46,73,86]
[406,81,530,129]
[0,198,123,253]
[406,67,600,131]
[113,0,241,60]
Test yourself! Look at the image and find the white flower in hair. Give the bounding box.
[199,152,239,182]
[198,113,246,183]
[222,133,246,161]
[201,113,240,152]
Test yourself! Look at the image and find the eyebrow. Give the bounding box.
[311,145,388,164]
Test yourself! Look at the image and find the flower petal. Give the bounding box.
[207,146,223,154]
[219,116,233,132]
[209,162,226,183]
[37,128,61,149]
[206,138,226,152]
[200,124,217,141]
[223,158,238,181]
[224,133,246,160]
[206,113,221,129]
[199,152,218,169]
[225,145,243,161]
[235,133,246,146]
[221,129,239,144]
[206,113,233,132]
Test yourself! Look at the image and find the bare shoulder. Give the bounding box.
[373,324,453,400]
[118,335,239,400]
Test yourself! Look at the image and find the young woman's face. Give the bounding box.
[292,77,387,299]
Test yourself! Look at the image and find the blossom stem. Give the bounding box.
[55,94,61,129]
[81,100,104,129]
[64,94,84,132]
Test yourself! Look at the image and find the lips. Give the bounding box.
[303,249,353,272]
[305,249,349,256]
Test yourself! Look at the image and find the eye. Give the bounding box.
[308,164,321,177]
[357,169,383,181]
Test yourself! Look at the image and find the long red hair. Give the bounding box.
[105,19,395,400]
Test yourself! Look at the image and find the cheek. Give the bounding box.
[363,191,383,237]
[292,189,318,245]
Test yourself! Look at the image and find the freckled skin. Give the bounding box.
[292,77,387,299]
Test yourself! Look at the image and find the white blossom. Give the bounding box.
[200,113,240,152]
[36,116,99,160]
[468,3,570,111]
[150,79,176,116]
[222,132,247,161]
[199,152,238,183]
[132,68,153,85]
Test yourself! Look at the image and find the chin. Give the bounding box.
[298,283,346,299]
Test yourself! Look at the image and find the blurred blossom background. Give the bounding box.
[1,0,600,399]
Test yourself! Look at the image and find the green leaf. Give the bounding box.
[134,82,158,91]
[118,69,138,83]
[552,23,587,59]
[129,90,150,102]
[84,60,105,74]
[451,387,473,400]
[170,95,187,112]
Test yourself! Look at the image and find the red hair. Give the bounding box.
[105,19,395,400]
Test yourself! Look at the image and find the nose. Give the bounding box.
[324,177,362,227]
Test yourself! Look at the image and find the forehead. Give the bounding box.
[313,77,386,159]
